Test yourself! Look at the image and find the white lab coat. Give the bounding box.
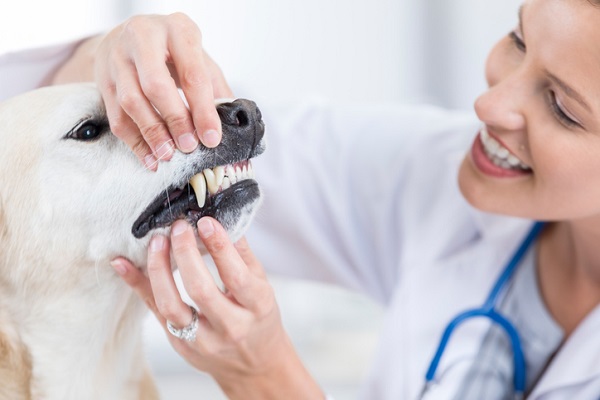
[2,41,600,400]
[248,99,600,400]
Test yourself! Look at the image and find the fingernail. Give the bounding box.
[150,235,166,252]
[110,260,127,276]
[144,154,157,170]
[201,129,220,148]
[172,220,189,237]
[197,218,214,238]
[155,140,175,160]
[177,132,199,153]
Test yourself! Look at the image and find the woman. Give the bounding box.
[4,0,600,398]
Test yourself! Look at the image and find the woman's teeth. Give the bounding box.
[189,161,255,208]
[480,127,531,171]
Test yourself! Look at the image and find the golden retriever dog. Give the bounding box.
[0,83,265,399]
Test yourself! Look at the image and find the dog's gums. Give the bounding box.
[132,160,259,239]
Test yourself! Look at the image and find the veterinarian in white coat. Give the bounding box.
[3,0,600,399]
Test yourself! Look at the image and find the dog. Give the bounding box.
[0,83,265,399]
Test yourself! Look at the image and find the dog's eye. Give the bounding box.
[67,121,105,141]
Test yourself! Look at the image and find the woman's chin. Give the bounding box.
[457,155,524,218]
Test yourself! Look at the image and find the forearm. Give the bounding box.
[216,335,325,400]
[49,34,104,84]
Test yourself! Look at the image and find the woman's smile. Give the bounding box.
[470,125,532,178]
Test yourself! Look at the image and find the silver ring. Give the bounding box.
[167,306,198,342]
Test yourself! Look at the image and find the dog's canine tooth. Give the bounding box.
[242,164,248,179]
[248,162,254,179]
[203,168,219,194]
[235,166,243,181]
[190,173,207,208]
[214,166,225,187]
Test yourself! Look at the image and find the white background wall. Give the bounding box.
[129,0,522,110]
[1,0,522,110]
[1,1,522,398]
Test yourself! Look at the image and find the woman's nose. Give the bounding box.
[474,78,526,132]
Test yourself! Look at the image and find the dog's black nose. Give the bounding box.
[217,99,265,144]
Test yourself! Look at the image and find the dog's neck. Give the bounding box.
[2,260,151,400]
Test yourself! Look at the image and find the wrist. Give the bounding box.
[50,34,104,85]
[215,335,324,400]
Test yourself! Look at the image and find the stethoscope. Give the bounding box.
[418,222,545,400]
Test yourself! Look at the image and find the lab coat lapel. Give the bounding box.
[404,207,532,399]
[528,304,600,398]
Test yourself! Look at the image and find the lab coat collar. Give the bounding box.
[529,303,600,398]
[468,208,600,396]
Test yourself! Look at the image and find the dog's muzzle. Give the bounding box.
[131,99,265,239]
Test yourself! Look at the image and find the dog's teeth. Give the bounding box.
[247,162,254,179]
[226,165,237,184]
[203,168,219,194]
[189,173,207,208]
[242,164,248,179]
[215,166,225,187]
[235,166,243,181]
[222,177,231,190]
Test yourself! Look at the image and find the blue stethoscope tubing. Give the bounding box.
[422,221,546,397]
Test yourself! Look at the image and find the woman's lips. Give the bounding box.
[470,130,532,178]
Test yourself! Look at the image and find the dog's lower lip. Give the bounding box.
[131,179,259,239]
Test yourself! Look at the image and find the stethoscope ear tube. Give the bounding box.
[421,222,545,398]
[482,222,546,310]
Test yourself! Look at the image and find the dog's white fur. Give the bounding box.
[0,83,262,399]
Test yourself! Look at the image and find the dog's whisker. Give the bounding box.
[144,139,175,170]
[165,186,174,219]
[146,156,162,170]
[154,139,175,162]
[213,152,230,167]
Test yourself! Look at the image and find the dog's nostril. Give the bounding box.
[235,110,249,127]
[218,99,262,133]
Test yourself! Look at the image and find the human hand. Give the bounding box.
[111,218,323,399]
[52,14,233,170]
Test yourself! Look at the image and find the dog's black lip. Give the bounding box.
[131,178,258,239]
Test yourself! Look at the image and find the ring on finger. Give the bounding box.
[166,306,198,342]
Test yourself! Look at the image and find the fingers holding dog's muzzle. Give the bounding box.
[146,234,198,330]
[197,218,271,312]
[166,14,222,149]
[133,37,199,154]
[169,220,242,332]
[113,61,176,163]
[101,86,156,169]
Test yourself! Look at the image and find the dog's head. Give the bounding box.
[0,83,265,283]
